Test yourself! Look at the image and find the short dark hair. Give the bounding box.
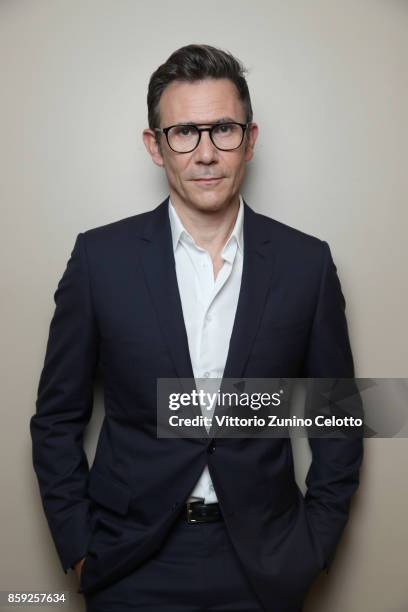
[147,44,253,132]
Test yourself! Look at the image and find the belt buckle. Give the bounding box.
[186,500,203,524]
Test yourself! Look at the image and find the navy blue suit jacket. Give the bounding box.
[30,197,363,611]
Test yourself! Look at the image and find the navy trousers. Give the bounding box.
[84,512,267,612]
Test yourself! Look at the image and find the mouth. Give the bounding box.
[193,177,224,184]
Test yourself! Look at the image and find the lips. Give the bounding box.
[193,177,223,182]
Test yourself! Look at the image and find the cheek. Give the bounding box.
[165,157,190,183]
[225,153,245,174]
[229,158,246,183]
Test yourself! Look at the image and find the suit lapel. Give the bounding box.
[137,196,195,382]
[222,201,275,379]
[204,202,276,436]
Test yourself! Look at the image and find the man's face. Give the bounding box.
[143,78,258,213]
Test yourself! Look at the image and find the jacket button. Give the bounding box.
[208,441,216,454]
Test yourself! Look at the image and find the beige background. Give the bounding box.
[1,0,407,610]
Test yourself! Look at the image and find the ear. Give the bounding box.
[143,128,165,167]
[244,122,259,162]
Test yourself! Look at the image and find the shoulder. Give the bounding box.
[253,208,323,244]
[81,209,152,243]
[248,206,330,264]
[67,205,163,272]
[75,199,168,257]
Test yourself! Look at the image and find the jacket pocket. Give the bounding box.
[87,469,132,516]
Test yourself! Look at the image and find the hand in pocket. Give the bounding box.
[74,557,86,581]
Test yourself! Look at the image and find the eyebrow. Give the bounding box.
[174,116,239,126]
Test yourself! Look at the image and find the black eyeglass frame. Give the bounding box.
[154,121,250,153]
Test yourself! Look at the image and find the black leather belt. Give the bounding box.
[185,500,223,523]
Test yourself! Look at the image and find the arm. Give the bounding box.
[30,233,99,573]
[302,241,364,572]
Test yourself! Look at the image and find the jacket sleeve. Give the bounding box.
[30,232,99,573]
[302,240,364,573]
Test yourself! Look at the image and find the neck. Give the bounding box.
[170,193,240,259]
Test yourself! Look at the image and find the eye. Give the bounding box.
[214,123,233,134]
[174,126,194,137]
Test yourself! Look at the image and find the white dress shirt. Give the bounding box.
[168,194,244,503]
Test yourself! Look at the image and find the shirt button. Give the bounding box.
[205,314,212,323]
[203,371,210,378]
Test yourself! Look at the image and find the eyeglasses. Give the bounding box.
[154,122,249,153]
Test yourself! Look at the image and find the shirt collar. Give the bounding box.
[168,195,244,257]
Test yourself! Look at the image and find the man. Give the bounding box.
[30,44,363,612]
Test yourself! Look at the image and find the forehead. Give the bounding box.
[158,78,245,125]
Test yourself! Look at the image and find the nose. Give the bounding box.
[193,130,218,163]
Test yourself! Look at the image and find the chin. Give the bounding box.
[190,189,231,212]
[193,197,226,213]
